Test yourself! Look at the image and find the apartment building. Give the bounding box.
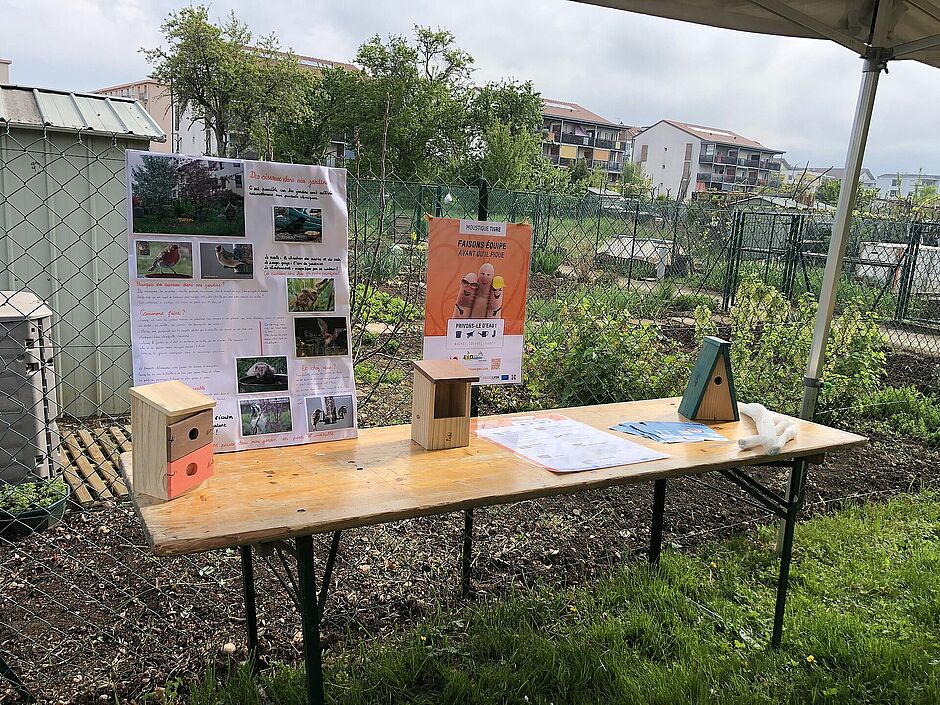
[633,120,784,200]
[876,172,940,198]
[783,163,876,190]
[541,99,635,183]
[94,54,355,160]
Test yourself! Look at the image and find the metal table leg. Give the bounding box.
[772,458,807,648]
[240,545,260,672]
[295,536,325,705]
[649,479,667,566]
[461,508,474,598]
[0,652,35,703]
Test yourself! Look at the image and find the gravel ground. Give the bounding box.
[1,424,937,704]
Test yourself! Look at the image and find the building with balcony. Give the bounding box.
[875,172,940,198]
[633,120,784,200]
[541,99,635,182]
[783,163,876,191]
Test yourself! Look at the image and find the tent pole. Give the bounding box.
[799,51,887,422]
[775,51,889,560]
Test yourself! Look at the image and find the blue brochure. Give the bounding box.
[611,421,727,443]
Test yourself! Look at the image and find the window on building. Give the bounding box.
[892,179,899,186]
[639,144,648,162]
[684,143,693,161]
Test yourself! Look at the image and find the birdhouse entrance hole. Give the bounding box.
[188,427,200,440]
[185,462,198,476]
[434,382,467,419]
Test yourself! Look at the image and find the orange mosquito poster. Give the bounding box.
[423,217,531,385]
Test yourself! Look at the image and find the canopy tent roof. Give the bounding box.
[576,1,940,67]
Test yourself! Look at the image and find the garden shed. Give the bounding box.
[0,85,165,416]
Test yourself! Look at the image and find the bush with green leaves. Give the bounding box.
[728,274,886,419]
[355,243,405,282]
[530,247,564,276]
[864,385,940,444]
[525,302,700,407]
[353,284,421,325]
[0,478,68,515]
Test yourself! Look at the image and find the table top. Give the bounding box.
[122,398,866,556]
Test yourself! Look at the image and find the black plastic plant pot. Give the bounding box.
[0,482,71,539]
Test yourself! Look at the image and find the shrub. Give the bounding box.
[531,247,564,276]
[728,274,886,418]
[354,284,421,325]
[356,243,405,282]
[864,385,940,444]
[354,362,406,386]
[526,302,693,407]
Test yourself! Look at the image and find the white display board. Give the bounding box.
[126,151,357,452]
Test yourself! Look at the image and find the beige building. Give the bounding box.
[0,58,11,84]
[94,53,356,160]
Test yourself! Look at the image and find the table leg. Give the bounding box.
[0,651,35,703]
[240,545,260,672]
[772,458,807,648]
[461,508,474,598]
[649,479,667,566]
[295,536,325,705]
[317,531,342,621]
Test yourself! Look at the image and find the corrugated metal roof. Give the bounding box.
[0,84,165,141]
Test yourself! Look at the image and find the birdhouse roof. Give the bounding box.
[413,359,480,383]
[129,380,216,415]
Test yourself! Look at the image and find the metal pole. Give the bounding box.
[648,479,667,566]
[295,536,325,705]
[800,55,884,421]
[462,176,490,597]
[240,545,260,672]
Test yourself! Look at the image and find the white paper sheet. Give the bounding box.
[475,413,668,473]
[127,151,357,452]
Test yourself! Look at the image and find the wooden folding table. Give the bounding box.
[122,397,865,705]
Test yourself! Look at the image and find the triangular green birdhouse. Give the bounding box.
[678,336,738,422]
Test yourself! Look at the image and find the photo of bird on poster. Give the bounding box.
[200,242,253,279]
[135,241,194,279]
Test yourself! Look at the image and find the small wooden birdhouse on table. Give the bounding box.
[679,336,739,422]
[128,380,216,501]
[411,360,480,450]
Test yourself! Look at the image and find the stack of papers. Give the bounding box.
[611,421,727,443]
[475,413,669,473]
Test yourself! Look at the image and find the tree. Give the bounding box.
[317,26,474,179]
[817,178,841,206]
[617,162,651,196]
[145,6,312,158]
[132,155,178,214]
[177,160,222,218]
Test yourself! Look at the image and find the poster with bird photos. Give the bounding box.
[127,150,357,452]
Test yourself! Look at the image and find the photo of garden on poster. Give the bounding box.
[424,217,531,336]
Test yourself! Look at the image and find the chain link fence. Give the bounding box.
[3,132,940,702]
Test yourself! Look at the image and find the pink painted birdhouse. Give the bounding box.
[128,381,216,501]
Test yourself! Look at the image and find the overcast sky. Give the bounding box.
[3,0,939,176]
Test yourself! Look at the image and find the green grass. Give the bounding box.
[168,492,940,704]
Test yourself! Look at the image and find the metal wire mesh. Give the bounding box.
[2,131,940,701]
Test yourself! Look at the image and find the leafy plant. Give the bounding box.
[356,243,405,283]
[530,247,564,276]
[355,362,405,386]
[526,302,694,407]
[864,385,940,444]
[353,283,421,325]
[0,478,68,515]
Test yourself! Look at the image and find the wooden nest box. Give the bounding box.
[129,380,216,500]
[411,360,480,450]
[678,336,739,422]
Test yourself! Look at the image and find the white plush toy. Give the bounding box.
[738,402,798,455]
